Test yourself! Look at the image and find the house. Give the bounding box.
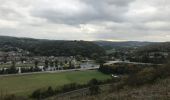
[0,51,7,62]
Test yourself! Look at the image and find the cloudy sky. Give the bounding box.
[0,0,169,41]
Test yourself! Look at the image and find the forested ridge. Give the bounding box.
[0,36,105,57]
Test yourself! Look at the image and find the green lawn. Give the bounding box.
[0,70,111,96]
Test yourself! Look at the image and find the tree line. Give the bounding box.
[0,36,105,57]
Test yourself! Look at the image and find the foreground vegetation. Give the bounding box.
[0,70,111,96]
[1,57,170,100]
[47,61,170,100]
[0,60,170,100]
[54,77,170,100]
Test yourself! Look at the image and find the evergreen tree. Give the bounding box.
[54,60,58,69]
[9,60,17,74]
[45,60,49,68]
[50,61,54,67]
[88,79,100,95]
[34,60,39,68]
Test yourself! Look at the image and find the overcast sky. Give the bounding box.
[0,0,169,41]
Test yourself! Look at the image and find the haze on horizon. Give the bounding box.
[0,0,170,42]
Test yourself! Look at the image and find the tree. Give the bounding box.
[60,62,63,70]
[34,60,39,68]
[60,62,63,66]
[49,61,54,67]
[45,86,54,97]
[127,67,156,86]
[2,56,7,63]
[75,55,83,61]
[64,60,68,64]
[96,57,106,68]
[54,60,58,69]
[69,61,72,68]
[20,57,26,63]
[9,61,17,74]
[31,89,42,100]
[34,60,40,71]
[88,79,100,95]
[91,53,99,60]
[44,60,49,68]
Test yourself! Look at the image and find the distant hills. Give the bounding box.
[93,41,155,50]
[136,42,170,53]
[0,36,169,57]
[0,36,105,57]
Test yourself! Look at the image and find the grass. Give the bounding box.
[0,70,111,96]
[101,77,170,100]
[51,77,170,100]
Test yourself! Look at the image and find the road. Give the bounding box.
[104,61,163,66]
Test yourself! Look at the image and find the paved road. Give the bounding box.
[104,61,163,66]
[0,67,99,77]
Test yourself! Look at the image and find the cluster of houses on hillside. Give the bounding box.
[148,52,169,58]
[0,50,100,73]
[0,50,30,64]
[0,51,77,64]
[0,49,169,69]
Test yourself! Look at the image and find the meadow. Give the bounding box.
[0,70,111,96]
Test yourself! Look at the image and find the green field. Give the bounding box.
[0,70,111,96]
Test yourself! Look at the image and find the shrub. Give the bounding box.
[88,79,101,95]
[99,64,144,75]
[126,67,157,86]
[155,63,170,78]
[31,89,42,99]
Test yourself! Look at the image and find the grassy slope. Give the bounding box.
[0,70,111,96]
[62,77,170,100]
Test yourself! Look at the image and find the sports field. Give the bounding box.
[0,70,111,96]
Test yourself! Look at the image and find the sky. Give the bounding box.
[0,0,170,42]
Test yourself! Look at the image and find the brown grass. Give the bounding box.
[48,77,170,100]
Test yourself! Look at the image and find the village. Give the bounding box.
[0,49,168,75]
[0,50,100,75]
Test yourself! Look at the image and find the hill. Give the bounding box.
[69,77,170,100]
[136,42,170,53]
[93,41,154,50]
[128,42,170,64]
[0,36,105,57]
[49,77,170,100]
[48,59,170,100]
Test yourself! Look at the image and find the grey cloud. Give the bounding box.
[31,0,134,25]
[0,0,170,42]
[0,6,21,21]
[84,0,134,6]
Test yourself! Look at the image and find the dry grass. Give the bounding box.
[49,77,170,100]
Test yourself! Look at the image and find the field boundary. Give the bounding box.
[0,67,99,77]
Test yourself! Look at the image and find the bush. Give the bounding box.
[99,64,143,75]
[0,94,17,100]
[127,67,157,86]
[31,89,42,99]
[60,83,81,93]
[155,63,170,78]
[21,67,41,73]
[88,79,101,95]
[0,68,18,75]
[30,83,85,99]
